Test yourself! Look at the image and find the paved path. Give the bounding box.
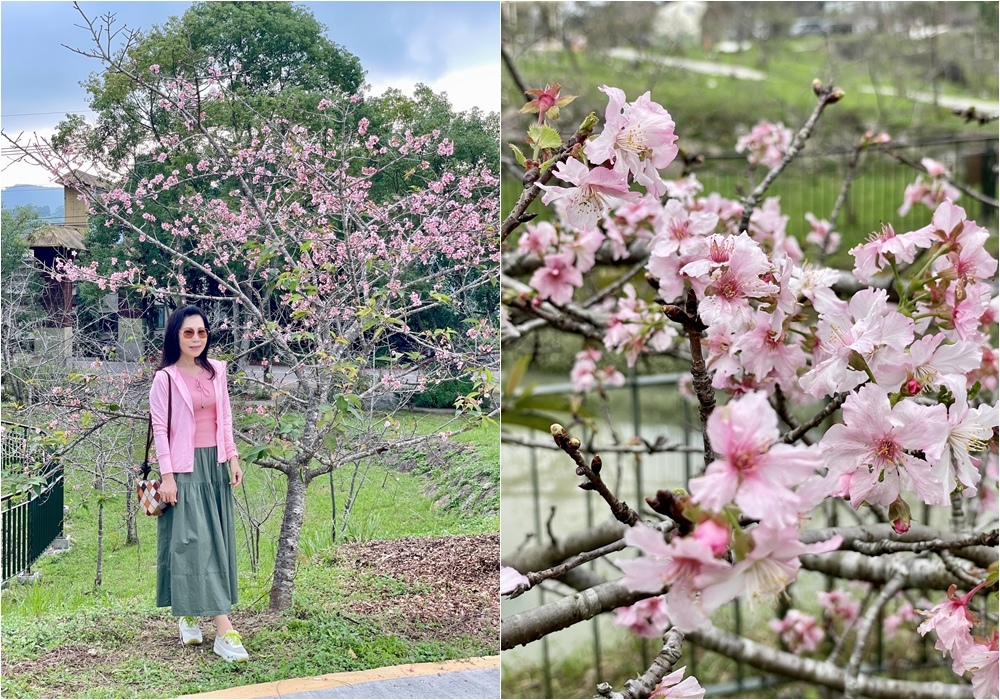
[181,656,500,699]
[859,86,999,115]
[606,47,768,81]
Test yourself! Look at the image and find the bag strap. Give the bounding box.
[140,370,172,480]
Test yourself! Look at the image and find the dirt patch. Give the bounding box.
[335,534,499,644]
[393,442,472,473]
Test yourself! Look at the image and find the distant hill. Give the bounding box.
[1,184,65,224]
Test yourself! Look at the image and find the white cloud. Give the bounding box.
[367,62,499,115]
[1,127,63,189]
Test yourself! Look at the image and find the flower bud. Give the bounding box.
[550,423,564,436]
[567,437,581,450]
[889,497,911,534]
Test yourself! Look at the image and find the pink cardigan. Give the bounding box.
[149,358,239,474]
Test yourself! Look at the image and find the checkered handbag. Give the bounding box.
[137,372,172,516]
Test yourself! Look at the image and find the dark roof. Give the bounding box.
[58,170,111,191]
[25,225,88,250]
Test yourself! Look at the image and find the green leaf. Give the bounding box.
[508,143,527,167]
[504,355,532,397]
[501,411,565,433]
[323,431,338,452]
[527,124,562,150]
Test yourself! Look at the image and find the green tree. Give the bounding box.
[65,1,364,168]
[1,207,45,404]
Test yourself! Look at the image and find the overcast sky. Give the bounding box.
[0,1,500,188]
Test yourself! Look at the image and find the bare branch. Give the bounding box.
[737,81,844,235]
[844,571,907,698]
[781,392,847,444]
[551,424,641,526]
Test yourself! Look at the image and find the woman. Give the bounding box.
[149,305,248,663]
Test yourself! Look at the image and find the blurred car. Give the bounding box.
[790,18,830,37]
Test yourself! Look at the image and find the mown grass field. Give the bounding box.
[1,411,499,698]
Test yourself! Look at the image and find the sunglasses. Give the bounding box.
[181,328,209,339]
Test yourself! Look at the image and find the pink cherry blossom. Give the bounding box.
[529,252,584,306]
[570,348,626,393]
[692,519,730,557]
[955,633,999,699]
[821,384,951,508]
[933,223,999,284]
[651,199,719,258]
[517,221,559,257]
[875,332,982,395]
[681,233,778,326]
[619,523,731,632]
[585,86,679,197]
[699,525,842,609]
[922,157,950,178]
[650,667,706,699]
[731,307,808,391]
[769,609,824,654]
[537,159,640,230]
[817,589,861,624]
[805,212,840,256]
[917,581,989,659]
[614,595,670,638]
[567,227,606,274]
[736,120,792,170]
[800,288,914,398]
[849,222,938,284]
[748,197,801,263]
[938,384,999,496]
[603,284,679,367]
[689,391,822,526]
[899,176,961,217]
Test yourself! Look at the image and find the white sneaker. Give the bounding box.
[214,630,249,663]
[179,617,202,646]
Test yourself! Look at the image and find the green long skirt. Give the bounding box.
[156,446,239,616]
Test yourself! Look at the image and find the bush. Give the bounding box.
[410,378,475,409]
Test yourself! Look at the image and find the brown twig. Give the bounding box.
[781,392,848,444]
[501,43,529,97]
[500,115,597,242]
[738,80,844,235]
[550,424,640,526]
[507,537,629,599]
[663,289,715,466]
[501,432,702,455]
[771,386,814,446]
[819,139,865,263]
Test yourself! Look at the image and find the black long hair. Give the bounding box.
[158,305,217,379]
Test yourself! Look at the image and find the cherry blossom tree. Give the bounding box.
[2,7,499,611]
[500,75,998,698]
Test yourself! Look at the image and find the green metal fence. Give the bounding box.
[1,422,64,584]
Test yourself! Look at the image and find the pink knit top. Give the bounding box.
[177,367,218,448]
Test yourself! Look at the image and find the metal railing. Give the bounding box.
[1,422,64,584]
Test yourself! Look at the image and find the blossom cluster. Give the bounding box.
[504,84,998,695]
[917,582,998,699]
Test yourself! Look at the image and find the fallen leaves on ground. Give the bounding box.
[336,534,499,645]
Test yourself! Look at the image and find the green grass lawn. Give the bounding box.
[1,411,499,698]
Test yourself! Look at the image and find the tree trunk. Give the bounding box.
[269,472,308,611]
[125,476,137,545]
[95,495,104,588]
